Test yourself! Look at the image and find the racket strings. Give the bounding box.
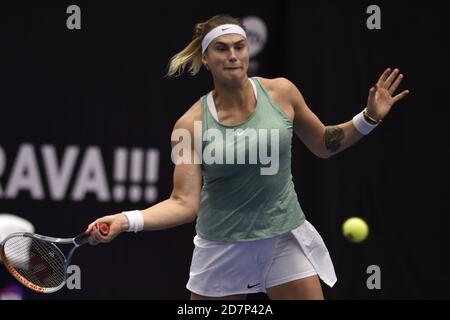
[3,236,66,289]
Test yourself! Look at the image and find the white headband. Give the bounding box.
[201,24,247,54]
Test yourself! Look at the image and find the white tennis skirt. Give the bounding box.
[186,220,337,297]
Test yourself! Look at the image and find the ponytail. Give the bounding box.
[166,22,205,77]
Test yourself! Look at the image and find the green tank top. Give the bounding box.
[196,77,305,242]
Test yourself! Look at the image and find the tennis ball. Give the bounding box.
[342,217,369,243]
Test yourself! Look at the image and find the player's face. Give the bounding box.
[203,34,249,82]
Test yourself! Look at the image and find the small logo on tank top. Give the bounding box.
[247,283,260,289]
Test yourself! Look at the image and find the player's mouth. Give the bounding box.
[224,66,242,71]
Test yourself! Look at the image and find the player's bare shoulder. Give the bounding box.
[257,76,295,96]
[173,99,202,133]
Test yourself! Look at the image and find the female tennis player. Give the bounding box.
[86,14,409,300]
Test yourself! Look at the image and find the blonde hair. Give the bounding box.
[166,15,244,77]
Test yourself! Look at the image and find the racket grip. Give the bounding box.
[98,223,110,236]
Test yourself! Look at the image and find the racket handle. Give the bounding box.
[98,223,110,236]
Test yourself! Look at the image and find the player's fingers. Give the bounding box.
[94,226,111,243]
[389,73,404,95]
[85,221,98,234]
[392,90,410,104]
[377,67,391,85]
[85,215,111,233]
[384,68,399,89]
[89,230,103,245]
[85,214,115,243]
[88,233,99,245]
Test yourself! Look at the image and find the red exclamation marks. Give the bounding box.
[129,149,144,202]
[145,149,159,202]
[113,148,127,202]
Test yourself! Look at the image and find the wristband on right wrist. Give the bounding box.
[123,210,144,233]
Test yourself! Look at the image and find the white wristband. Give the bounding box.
[123,210,144,233]
[352,111,379,135]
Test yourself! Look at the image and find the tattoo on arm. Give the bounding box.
[324,126,345,152]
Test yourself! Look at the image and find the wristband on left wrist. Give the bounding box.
[363,108,382,125]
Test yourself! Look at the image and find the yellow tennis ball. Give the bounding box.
[342,217,369,243]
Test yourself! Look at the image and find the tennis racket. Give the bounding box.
[0,223,109,293]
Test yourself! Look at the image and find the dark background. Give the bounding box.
[1,0,449,299]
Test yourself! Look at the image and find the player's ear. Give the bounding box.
[201,53,208,66]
